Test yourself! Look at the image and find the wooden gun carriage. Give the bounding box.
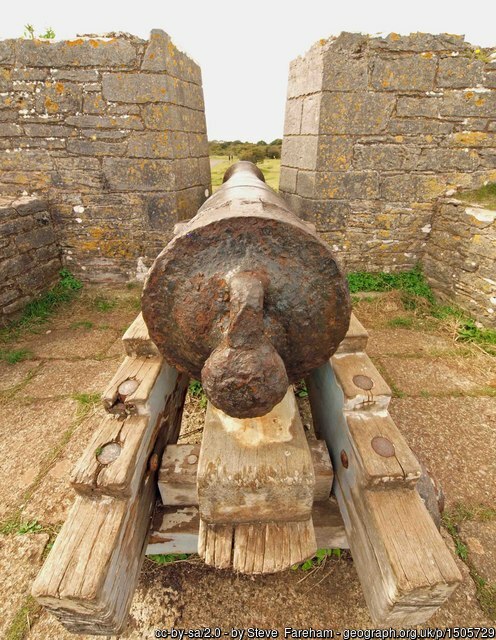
[32,163,461,634]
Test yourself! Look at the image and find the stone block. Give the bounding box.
[51,68,99,82]
[368,33,468,52]
[322,52,368,91]
[416,148,480,172]
[0,253,33,279]
[283,98,303,135]
[35,81,82,114]
[0,122,21,136]
[102,72,176,103]
[281,136,318,169]
[387,118,454,136]
[142,30,202,85]
[188,132,209,158]
[313,199,350,231]
[316,171,379,199]
[353,143,419,171]
[16,226,56,252]
[287,43,323,98]
[142,192,177,230]
[279,167,298,193]
[381,174,446,203]
[176,185,206,220]
[66,138,127,156]
[438,58,484,88]
[0,150,53,172]
[296,171,317,198]
[0,40,14,65]
[82,93,107,114]
[447,131,496,147]
[440,90,496,117]
[371,56,437,91]
[396,96,442,118]
[173,158,200,190]
[127,131,188,158]
[301,94,321,134]
[102,157,174,191]
[0,68,12,91]
[17,38,138,68]
[316,136,353,170]
[65,114,144,129]
[23,123,73,137]
[320,92,394,134]
[12,195,48,215]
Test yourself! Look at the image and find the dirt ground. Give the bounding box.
[0,286,495,639]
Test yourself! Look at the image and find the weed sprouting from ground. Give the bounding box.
[72,392,101,418]
[70,320,94,330]
[147,553,191,565]
[0,269,83,345]
[92,295,117,312]
[188,379,207,409]
[457,182,496,209]
[292,548,343,571]
[443,503,496,619]
[387,316,414,329]
[5,595,41,640]
[0,349,32,364]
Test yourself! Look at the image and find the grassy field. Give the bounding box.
[210,156,281,192]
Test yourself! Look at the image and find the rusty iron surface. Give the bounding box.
[143,161,351,418]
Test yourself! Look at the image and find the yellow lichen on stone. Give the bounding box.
[453,132,488,146]
[44,96,59,113]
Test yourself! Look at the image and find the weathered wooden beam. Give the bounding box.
[306,360,461,626]
[122,312,160,357]
[336,313,368,354]
[158,439,332,507]
[102,355,167,416]
[147,498,349,557]
[331,352,391,412]
[32,360,188,635]
[197,388,315,524]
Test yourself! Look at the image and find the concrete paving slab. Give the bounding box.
[367,328,457,357]
[22,358,116,399]
[459,519,496,584]
[0,533,49,638]
[0,360,40,392]
[377,355,493,396]
[17,327,118,359]
[390,397,496,508]
[0,398,78,519]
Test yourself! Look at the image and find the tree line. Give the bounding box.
[209,139,282,163]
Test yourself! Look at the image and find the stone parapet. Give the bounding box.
[0,30,210,281]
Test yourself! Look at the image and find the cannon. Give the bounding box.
[142,161,351,418]
[32,163,460,635]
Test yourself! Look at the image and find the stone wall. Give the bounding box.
[0,195,61,325]
[424,198,495,327]
[0,30,210,281]
[280,32,496,272]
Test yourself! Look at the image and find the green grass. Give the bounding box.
[5,595,41,640]
[0,348,32,364]
[458,182,496,209]
[443,503,496,619]
[188,379,207,408]
[92,295,117,312]
[0,269,82,345]
[349,266,496,355]
[347,266,434,304]
[147,553,190,564]
[387,316,414,329]
[70,320,94,330]
[210,155,281,192]
[72,392,100,416]
[292,548,343,571]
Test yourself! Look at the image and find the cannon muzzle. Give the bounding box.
[143,161,351,418]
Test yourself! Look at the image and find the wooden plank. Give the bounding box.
[158,439,331,507]
[346,413,421,489]
[33,362,188,635]
[336,313,369,354]
[71,363,180,499]
[147,500,349,557]
[306,360,461,626]
[122,312,159,357]
[32,472,156,635]
[101,355,165,416]
[309,439,334,501]
[331,352,391,412]
[197,388,315,524]
[158,444,199,506]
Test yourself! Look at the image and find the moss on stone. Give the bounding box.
[458,183,496,210]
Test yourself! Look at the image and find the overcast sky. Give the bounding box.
[2,0,495,141]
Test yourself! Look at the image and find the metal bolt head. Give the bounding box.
[149,453,159,472]
[371,436,395,458]
[340,450,349,468]
[353,374,374,390]
[96,442,121,465]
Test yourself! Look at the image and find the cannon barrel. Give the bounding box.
[142,161,351,418]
